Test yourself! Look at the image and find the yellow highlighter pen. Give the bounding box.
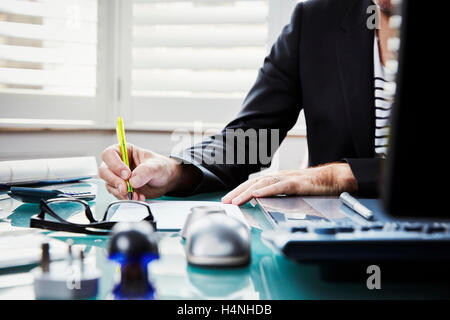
[116,117,133,200]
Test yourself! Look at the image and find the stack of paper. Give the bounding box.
[0,156,98,186]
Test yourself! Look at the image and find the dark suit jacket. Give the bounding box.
[174,0,382,197]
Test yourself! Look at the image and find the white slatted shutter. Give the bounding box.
[0,0,304,131]
[129,0,270,128]
[0,0,99,126]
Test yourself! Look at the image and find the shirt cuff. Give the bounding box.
[168,153,227,196]
[343,158,383,197]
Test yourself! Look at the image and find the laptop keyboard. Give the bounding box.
[261,220,450,262]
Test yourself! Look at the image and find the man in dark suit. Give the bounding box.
[99,0,394,205]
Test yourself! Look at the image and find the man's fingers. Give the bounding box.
[99,162,128,196]
[252,181,291,198]
[129,163,159,189]
[230,177,278,206]
[105,183,127,200]
[101,145,131,179]
[222,178,260,204]
[131,192,147,201]
[138,193,146,201]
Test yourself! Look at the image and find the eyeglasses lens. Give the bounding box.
[105,202,150,223]
[46,200,90,224]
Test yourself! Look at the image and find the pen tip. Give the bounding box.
[128,192,133,200]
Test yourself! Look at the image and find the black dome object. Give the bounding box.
[108,221,158,260]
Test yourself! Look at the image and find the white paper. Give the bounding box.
[0,156,98,184]
[150,201,249,230]
[108,203,150,222]
[109,201,249,231]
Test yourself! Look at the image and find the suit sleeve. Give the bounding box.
[344,158,384,197]
[171,3,305,194]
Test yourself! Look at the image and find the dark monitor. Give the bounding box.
[382,0,450,218]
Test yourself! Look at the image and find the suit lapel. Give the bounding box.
[337,0,375,157]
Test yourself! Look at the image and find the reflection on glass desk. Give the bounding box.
[1,179,450,300]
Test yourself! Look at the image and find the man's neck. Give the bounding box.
[376,9,395,66]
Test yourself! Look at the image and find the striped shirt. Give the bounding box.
[373,35,392,158]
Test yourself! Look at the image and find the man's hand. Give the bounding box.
[99,144,200,200]
[221,163,358,206]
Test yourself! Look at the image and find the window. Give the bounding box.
[128,0,269,129]
[0,0,100,127]
[0,0,303,132]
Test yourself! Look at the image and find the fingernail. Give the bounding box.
[121,170,129,179]
[129,175,140,187]
[118,184,124,195]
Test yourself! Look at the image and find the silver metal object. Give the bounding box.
[185,213,250,267]
[33,242,100,300]
[181,206,225,239]
[339,192,374,221]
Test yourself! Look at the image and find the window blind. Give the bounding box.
[131,0,269,99]
[0,0,98,96]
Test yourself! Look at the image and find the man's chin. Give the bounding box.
[379,7,392,15]
[376,0,393,15]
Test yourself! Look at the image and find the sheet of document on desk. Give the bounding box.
[149,201,248,230]
[108,201,248,230]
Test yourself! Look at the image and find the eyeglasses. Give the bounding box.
[30,198,156,236]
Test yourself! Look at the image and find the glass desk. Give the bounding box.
[1,179,449,300]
